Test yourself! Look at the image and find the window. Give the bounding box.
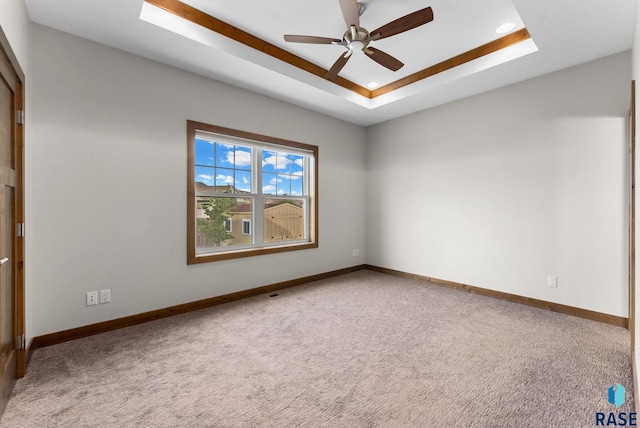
[187,121,318,264]
[242,219,251,235]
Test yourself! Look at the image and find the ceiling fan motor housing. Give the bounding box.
[344,27,370,53]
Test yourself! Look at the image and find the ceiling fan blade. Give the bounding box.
[370,7,434,40]
[284,35,342,44]
[339,0,360,28]
[364,47,404,71]
[326,52,351,79]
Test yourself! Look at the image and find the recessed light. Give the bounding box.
[496,22,516,34]
[367,82,380,89]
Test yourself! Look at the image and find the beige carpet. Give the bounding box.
[0,270,634,427]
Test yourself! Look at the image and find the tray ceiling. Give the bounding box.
[24,0,634,125]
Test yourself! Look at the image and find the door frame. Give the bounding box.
[0,25,25,378]
[631,80,636,350]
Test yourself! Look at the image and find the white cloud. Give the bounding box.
[294,158,304,167]
[216,174,234,185]
[263,153,292,170]
[270,177,282,184]
[227,150,251,167]
[198,174,214,180]
[242,176,249,184]
[262,185,276,193]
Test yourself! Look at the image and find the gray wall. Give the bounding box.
[0,0,30,69]
[29,25,366,337]
[366,51,631,317]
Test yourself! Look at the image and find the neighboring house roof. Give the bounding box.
[195,182,250,194]
[235,203,251,213]
[265,202,302,212]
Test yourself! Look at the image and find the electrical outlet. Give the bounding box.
[353,249,360,257]
[547,275,558,288]
[99,289,111,304]
[86,291,98,306]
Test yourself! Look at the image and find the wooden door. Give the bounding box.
[0,26,24,416]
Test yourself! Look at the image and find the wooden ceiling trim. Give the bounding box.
[144,0,372,98]
[144,1,531,102]
[371,28,532,98]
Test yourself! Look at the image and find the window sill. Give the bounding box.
[187,241,318,264]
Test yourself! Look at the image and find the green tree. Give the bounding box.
[198,195,237,246]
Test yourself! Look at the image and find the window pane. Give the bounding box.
[195,166,215,186]
[277,174,291,196]
[262,172,278,195]
[291,174,303,196]
[290,155,304,195]
[262,151,305,196]
[196,196,253,249]
[195,139,214,166]
[262,150,277,173]
[216,168,235,188]
[263,198,305,243]
[216,142,233,167]
[235,170,251,193]
[201,143,253,193]
[276,153,291,171]
[290,155,304,174]
[234,146,252,170]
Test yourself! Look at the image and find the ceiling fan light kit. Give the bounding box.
[283,0,434,80]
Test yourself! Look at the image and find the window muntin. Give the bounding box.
[262,151,304,196]
[188,121,317,264]
[195,141,252,193]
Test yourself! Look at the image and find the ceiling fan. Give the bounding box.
[283,0,434,80]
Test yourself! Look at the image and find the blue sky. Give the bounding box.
[195,139,304,196]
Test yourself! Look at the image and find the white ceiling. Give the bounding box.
[24,0,634,126]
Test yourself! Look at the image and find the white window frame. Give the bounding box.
[187,121,318,264]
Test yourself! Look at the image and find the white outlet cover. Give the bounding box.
[99,289,111,304]
[86,291,98,306]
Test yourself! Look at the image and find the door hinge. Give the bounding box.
[16,334,25,350]
[16,110,24,125]
[16,223,24,237]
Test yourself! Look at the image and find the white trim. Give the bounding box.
[194,132,314,255]
[196,130,313,157]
